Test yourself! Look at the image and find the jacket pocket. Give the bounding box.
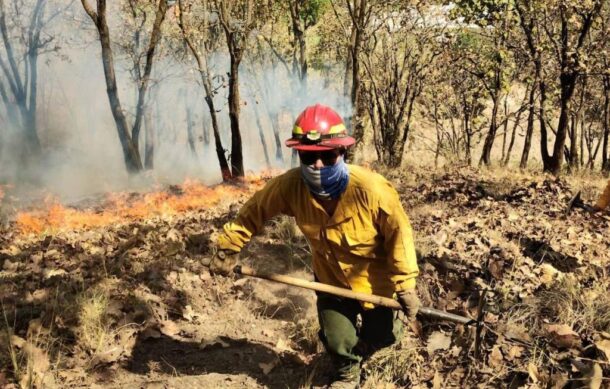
[341,228,379,258]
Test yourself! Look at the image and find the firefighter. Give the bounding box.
[592,179,610,212]
[211,104,420,388]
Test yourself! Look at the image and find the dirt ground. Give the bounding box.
[1,166,609,388]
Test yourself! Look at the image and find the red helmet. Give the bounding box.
[285,104,356,151]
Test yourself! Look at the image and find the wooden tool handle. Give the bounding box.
[233,264,474,325]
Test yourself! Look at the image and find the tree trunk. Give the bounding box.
[538,75,554,170]
[569,77,587,170]
[288,1,307,83]
[200,64,230,179]
[253,102,271,168]
[504,86,529,166]
[588,134,603,170]
[85,0,143,174]
[177,0,230,180]
[0,0,42,155]
[479,6,508,167]
[202,113,210,146]
[579,118,585,168]
[501,95,509,161]
[520,81,536,169]
[568,114,577,169]
[343,23,355,100]
[434,106,442,167]
[480,90,501,166]
[270,112,284,163]
[205,93,231,181]
[0,81,20,131]
[144,107,155,170]
[350,30,365,146]
[132,0,167,152]
[25,50,40,153]
[464,110,472,166]
[186,105,197,157]
[344,0,367,147]
[602,76,610,173]
[227,54,244,178]
[291,148,298,168]
[546,73,578,174]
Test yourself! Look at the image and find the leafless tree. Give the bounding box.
[177,0,231,180]
[362,6,442,167]
[329,0,383,150]
[80,0,168,174]
[214,0,270,178]
[515,0,605,174]
[0,0,71,169]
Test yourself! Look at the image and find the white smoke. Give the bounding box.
[0,0,352,204]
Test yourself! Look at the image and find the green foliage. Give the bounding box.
[450,0,512,26]
[453,28,484,50]
[299,0,330,28]
[450,21,516,95]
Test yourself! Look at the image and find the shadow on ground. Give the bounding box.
[126,333,328,388]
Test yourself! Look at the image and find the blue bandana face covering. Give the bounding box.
[300,157,350,200]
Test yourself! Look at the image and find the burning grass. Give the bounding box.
[13,174,274,235]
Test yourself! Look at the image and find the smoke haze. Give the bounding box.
[0,0,351,204]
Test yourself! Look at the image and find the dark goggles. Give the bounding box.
[298,150,342,166]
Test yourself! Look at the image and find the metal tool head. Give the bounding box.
[474,289,487,359]
[566,191,596,214]
[566,191,583,215]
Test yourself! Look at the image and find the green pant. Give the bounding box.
[316,292,403,379]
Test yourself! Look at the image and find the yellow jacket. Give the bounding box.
[596,179,610,210]
[216,165,419,306]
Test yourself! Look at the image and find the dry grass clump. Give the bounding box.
[510,276,610,334]
[2,309,59,387]
[290,316,321,354]
[77,288,111,355]
[269,215,311,270]
[270,216,308,251]
[361,335,424,387]
[0,318,20,382]
[270,215,300,242]
[583,287,610,333]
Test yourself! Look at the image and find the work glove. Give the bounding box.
[397,289,420,322]
[209,248,239,276]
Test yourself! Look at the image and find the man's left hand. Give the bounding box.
[397,289,420,321]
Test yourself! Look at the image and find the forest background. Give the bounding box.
[1,0,608,200]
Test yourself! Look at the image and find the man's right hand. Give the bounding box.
[209,249,239,276]
[397,289,420,322]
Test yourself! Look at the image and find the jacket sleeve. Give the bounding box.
[216,176,290,252]
[376,183,419,292]
[595,180,610,210]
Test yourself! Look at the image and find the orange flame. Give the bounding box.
[15,172,279,235]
